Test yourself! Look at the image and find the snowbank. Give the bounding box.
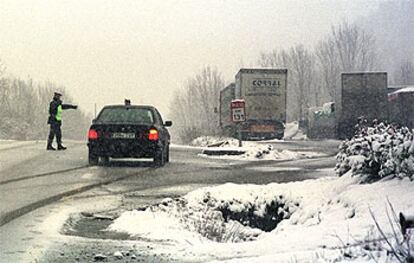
[190,136,238,148]
[192,136,321,161]
[389,86,414,95]
[108,174,414,262]
[200,144,305,161]
[284,121,307,140]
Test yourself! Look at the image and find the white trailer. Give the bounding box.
[234,68,288,140]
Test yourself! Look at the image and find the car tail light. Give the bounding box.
[148,128,159,141]
[88,129,98,140]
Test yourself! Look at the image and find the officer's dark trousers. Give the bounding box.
[48,122,62,145]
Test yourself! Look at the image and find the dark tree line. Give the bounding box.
[0,63,91,140]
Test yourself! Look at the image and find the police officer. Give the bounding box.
[47,92,78,150]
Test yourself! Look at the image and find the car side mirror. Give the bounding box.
[164,121,172,127]
[92,118,97,124]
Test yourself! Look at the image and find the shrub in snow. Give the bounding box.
[217,193,296,232]
[336,120,414,181]
[142,191,298,243]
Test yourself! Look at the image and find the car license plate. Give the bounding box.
[112,132,136,139]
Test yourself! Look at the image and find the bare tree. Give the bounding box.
[170,66,225,143]
[258,50,281,68]
[259,46,316,120]
[395,60,414,85]
[315,21,379,104]
[287,45,316,120]
[0,75,90,140]
[331,21,378,72]
[258,22,378,121]
[316,38,339,101]
[0,60,9,118]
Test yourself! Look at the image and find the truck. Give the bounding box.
[219,68,288,140]
[388,86,414,129]
[336,72,388,139]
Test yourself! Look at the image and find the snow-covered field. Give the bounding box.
[108,123,414,262]
[108,173,414,262]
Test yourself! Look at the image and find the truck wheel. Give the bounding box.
[88,151,99,166]
[154,147,165,167]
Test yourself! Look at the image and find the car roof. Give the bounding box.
[101,105,157,110]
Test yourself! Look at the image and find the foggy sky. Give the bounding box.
[0,0,381,118]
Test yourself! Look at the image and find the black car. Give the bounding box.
[87,104,172,166]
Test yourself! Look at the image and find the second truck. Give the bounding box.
[220,68,288,140]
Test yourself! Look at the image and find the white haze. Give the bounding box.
[0,0,381,118]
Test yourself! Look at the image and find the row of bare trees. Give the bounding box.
[169,67,225,143]
[259,21,379,121]
[169,21,383,142]
[395,61,414,85]
[0,62,91,140]
[167,22,377,141]
[171,10,413,142]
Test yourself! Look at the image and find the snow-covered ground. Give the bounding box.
[0,139,35,150]
[0,140,42,172]
[108,173,414,262]
[191,136,324,161]
[284,121,307,140]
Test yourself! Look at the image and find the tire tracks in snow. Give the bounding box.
[0,141,38,151]
[0,165,89,185]
[0,166,152,226]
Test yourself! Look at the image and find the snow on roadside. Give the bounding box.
[108,174,414,262]
[190,136,237,148]
[284,121,307,140]
[201,144,303,161]
[191,136,323,161]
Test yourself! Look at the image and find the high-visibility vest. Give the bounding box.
[56,105,62,121]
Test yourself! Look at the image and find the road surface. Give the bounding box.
[0,139,339,262]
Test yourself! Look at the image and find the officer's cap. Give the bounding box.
[54,92,62,97]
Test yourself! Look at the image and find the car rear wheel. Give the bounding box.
[101,156,110,166]
[154,146,165,167]
[165,144,170,163]
[88,151,99,166]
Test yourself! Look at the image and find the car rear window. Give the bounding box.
[97,107,154,124]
